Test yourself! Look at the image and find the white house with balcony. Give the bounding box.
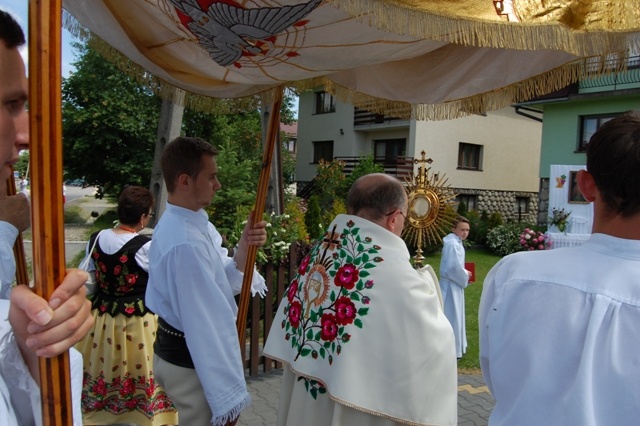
[296,90,544,222]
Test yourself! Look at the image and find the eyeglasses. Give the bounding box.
[386,209,407,220]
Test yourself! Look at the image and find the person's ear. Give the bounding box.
[577,170,597,202]
[176,173,191,191]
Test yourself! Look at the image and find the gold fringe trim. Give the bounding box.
[293,52,630,121]
[62,10,632,120]
[326,0,640,57]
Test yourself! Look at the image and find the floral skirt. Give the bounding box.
[75,310,178,425]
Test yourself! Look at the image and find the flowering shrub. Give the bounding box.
[228,198,309,264]
[486,223,524,256]
[519,228,551,251]
[549,208,571,233]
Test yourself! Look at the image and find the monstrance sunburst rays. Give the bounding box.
[402,151,457,267]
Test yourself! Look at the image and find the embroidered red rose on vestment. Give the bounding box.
[99,262,107,272]
[92,251,99,259]
[320,313,338,341]
[119,254,128,263]
[298,255,311,275]
[335,296,356,325]
[287,279,298,302]
[114,265,122,275]
[334,264,359,290]
[125,274,137,285]
[288,301,302,329]
[124,306,135,315]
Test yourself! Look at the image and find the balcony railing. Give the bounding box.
[580,55,640,90]
[353,108,405,127]
[336,156,414,179]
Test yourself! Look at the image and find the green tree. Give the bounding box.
[342,154,384,197]
[206,140,260,238]
[62,43,161,197]
[305,195,323,240]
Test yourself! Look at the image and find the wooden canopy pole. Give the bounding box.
[29,1,73,424]
[236,89,283,347]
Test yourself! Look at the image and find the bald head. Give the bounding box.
[346,173,407,223]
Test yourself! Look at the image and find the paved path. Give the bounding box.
[240,370,494,425]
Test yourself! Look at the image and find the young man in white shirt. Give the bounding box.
[480,111,640,426]
[147,136,268,426]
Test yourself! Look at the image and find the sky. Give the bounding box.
[2,0,77,77]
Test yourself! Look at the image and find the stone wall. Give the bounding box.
[455,187,539,224]
[536,178,550,227]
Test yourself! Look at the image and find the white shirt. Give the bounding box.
[146,203,265,425]
[0,222,83,426]
[0,221,19,299]
[480,233,640,426]
[0,302,84,426]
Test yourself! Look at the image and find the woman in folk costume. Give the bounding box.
[439,215,472,358]
[75,186,177,425]
[264,173,457,426]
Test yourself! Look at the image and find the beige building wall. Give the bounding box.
[414,108,541,192]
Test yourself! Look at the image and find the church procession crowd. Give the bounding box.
[3,9,640,426]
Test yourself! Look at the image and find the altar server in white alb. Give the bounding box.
[264,173,457,426]
[439,215,472,358]
[480,110,640,426]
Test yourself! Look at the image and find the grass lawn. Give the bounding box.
[423,248,502,373]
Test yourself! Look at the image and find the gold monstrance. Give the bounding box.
[403,151,457,267]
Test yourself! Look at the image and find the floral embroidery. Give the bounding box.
[89,235,151,317]
[299,376,327,400]
[281,221,383,376]
[82,371,175,418]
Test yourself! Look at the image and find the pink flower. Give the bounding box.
[335,296,357,325]
[538,244,544,250]
[334,264,359,290]
[320,313,338,341]
[288,301,302,329]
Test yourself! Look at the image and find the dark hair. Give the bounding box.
[346,173,406,221]
[117,186,154,225]
[0,10,25,49]
[161,137,218,193]
[586,111,640,217]
[453,215,470,227]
